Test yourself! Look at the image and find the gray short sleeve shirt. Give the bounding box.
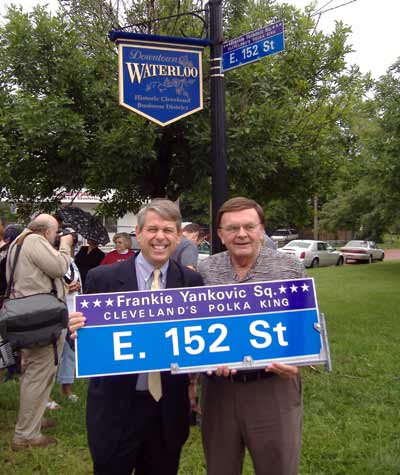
[197,245,306,286]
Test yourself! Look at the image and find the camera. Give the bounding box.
[57,223,76,237]
[54,224,77,249]
[0,336,16,369]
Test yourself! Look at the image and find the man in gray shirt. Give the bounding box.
[171,223,200,269]
[198,197,305,475]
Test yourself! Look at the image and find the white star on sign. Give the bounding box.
[93,298,102,308]
[105,298,114,307]
[278,285,287,294]
[80,299,89,309]
[301,283,310,292]
[290,284,298,293]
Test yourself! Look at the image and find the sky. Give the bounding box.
[282,0,400,78]
[0,0,399,78]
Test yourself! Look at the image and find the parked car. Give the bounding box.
[278,240,344,268]
[198,240,211,261]
[271,228,299,244]
[340,240,384,263]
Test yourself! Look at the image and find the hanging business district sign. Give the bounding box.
[110,32,208,126]
[75,277,331,378]
[110,21,284,126]
[223,20,285,72]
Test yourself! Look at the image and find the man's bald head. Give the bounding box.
[28,214,59,244]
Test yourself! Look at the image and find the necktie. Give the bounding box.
[148,269,162,401]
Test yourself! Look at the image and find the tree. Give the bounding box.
[0,5,121,218]
[371,59,400,219]
[222,2,369,225]
[319,57,400,242]
[0,0,367,227]
[0,2,213,219]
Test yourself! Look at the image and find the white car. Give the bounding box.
[340,240,385,263]
[278,240,344,268]
[271,228,299,244]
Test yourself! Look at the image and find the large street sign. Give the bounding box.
[75,278,331,377]
[117,40,204,126]
[222,20,284,72]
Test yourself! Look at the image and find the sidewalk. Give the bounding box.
[384,249,400,260]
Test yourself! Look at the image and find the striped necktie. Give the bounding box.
[148,269,162,401]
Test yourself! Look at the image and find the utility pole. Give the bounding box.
[209,0,228,254]
[313,195,319,240]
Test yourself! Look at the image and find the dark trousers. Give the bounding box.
[93,392,182,475]
[201,374,303,475]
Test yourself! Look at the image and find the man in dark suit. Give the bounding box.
[69,199,203,475]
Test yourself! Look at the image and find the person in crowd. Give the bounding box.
[74,239,105,287]
[182,223,202,245]
[0,217,5,247]
[198,197,306,475]
[52,233,82,406]
[6,214,73,450]
[264,231,278,250]
[69,199,203,475]
[0,224,24,379]
[171,223,201,270]
[1,225,23,304]
[101,232,134,265]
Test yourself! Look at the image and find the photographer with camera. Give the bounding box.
[6,214,73,450]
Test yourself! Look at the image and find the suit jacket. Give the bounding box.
[84,254,204,465]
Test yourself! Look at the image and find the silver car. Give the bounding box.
[340,240,385,263]
[271,228,299,244]
[278,240,344,268]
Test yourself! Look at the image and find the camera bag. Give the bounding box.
[0,232,68,365]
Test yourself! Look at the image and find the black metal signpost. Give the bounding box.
[110,2,283,254]
[208,0,228,254]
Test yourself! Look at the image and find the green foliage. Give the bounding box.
[0,203,17,224]
[319,58,400,241]
[0,5,117,218]
[221,1,368,226]
[0,2,214,218]
[0,0,377,231]
[370,60,400,217]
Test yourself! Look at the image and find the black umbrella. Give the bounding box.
[57,207,110,245]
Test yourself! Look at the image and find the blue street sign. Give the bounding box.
[223,21,285,72]
[75,278,330,377]
[118,41,204,126]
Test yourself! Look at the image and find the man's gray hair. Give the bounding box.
[27,214,57,235]
[137,199,182,231]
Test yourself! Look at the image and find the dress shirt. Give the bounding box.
[135,252,169,391]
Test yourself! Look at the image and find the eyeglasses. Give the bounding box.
[218,223,262,234]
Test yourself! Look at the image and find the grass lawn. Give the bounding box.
[1,261,399,474]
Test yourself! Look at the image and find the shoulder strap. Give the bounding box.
[4,231,33,299]
[4,231,58,298]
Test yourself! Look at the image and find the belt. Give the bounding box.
[209,370,275,383]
